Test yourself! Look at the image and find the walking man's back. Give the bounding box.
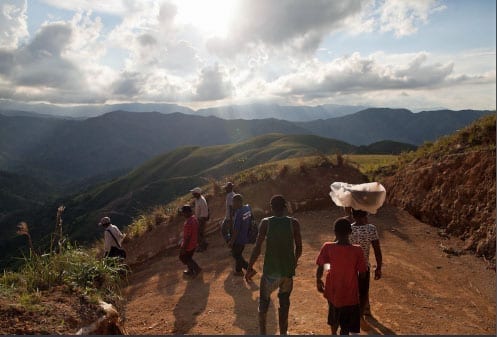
[245,195,302,335]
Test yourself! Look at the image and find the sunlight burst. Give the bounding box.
[174,0,239,38]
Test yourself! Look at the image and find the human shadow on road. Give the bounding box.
[224,273,277,335]
[172,273,210,334]
[363,315,396,335]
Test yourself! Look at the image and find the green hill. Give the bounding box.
[63,133,356,236]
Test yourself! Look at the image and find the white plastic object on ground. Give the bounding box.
[329,182,386,214]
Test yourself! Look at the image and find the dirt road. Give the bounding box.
[124,205,495,335]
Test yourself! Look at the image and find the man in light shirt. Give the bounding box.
[190,187,209,252]
[98,216,126,258]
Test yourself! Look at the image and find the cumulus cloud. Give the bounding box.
[207,0,366,56]
[269,52,489,101]
[0,0,28,49]
[378,0,446,37]
[193,64,233,101]
[0,23,85,90]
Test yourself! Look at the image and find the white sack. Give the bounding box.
[329,182,386,214]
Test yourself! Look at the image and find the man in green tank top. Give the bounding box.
[245,195,302,335]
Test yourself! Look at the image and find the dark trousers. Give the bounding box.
[179,250,200,273]
[358,267,370,315]
[198,217,208,249]
[231,243,248,272]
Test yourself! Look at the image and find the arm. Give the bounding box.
[292,218,303,265]
[372,239,383,279]
[245,219,268,281]
[103,231,111,256]
[116,227,125,242]
[316,265,325,293]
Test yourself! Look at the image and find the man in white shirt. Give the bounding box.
[98,216,126,258]
[190,187,209,252]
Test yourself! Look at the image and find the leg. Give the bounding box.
[277,277,293,335]
[187,250,201,274]
[231,244,242,273]
[328,302,339,335]
[231,244,248,273]
[358,267,371,316]
[258,275,279,335]
[179,250,192,274]
[197,218,207,251]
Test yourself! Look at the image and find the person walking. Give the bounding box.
[245,195,302,335]
[316,217,368,335]
[98,216,126,258]
[179,205,202,277]
[190,187,209,252]
[228,194,252,276]
[350,209,383,317]
[220,182,235,243]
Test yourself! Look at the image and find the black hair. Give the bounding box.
[270,195,287,211]
[232,194,243,202]
[181,205,192,214]
[352,209,368,218]
[334,217,352,236]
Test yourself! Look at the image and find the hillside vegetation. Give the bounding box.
[0,108,487,185]
[382,114,496,265]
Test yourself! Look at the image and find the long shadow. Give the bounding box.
[172,273,210,334]
[224,273,277,335]
[363,314,397,335]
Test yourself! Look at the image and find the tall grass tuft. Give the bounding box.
[1,206,128,310]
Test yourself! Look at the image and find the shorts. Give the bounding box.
[328,302,360,334]
[259,274,293,313]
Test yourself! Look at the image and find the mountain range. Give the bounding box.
[0,100,367,121]
[0,108,491,187]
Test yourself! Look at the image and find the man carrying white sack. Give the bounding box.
[329,182,385,317]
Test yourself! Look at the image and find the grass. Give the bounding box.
[0,242,127,305]
[397,114,495,165]
[0,207,128,318]
[343,154,399,179]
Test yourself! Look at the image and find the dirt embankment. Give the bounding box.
[383,147,496,266]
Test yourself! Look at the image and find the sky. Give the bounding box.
[0,0,495,111]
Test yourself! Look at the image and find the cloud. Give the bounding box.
[0,0,28,49]
[193,64,233,101]
[111,71,143,97]
[269,52,489,101]
[0,22,85,90]
[207,0,366,56]
[378,0,446,37]
[138,33,158,47]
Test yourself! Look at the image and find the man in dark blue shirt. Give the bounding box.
[228,194,252,276]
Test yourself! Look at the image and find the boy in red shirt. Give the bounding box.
[316,218,367,335]
[179,205,201,277]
